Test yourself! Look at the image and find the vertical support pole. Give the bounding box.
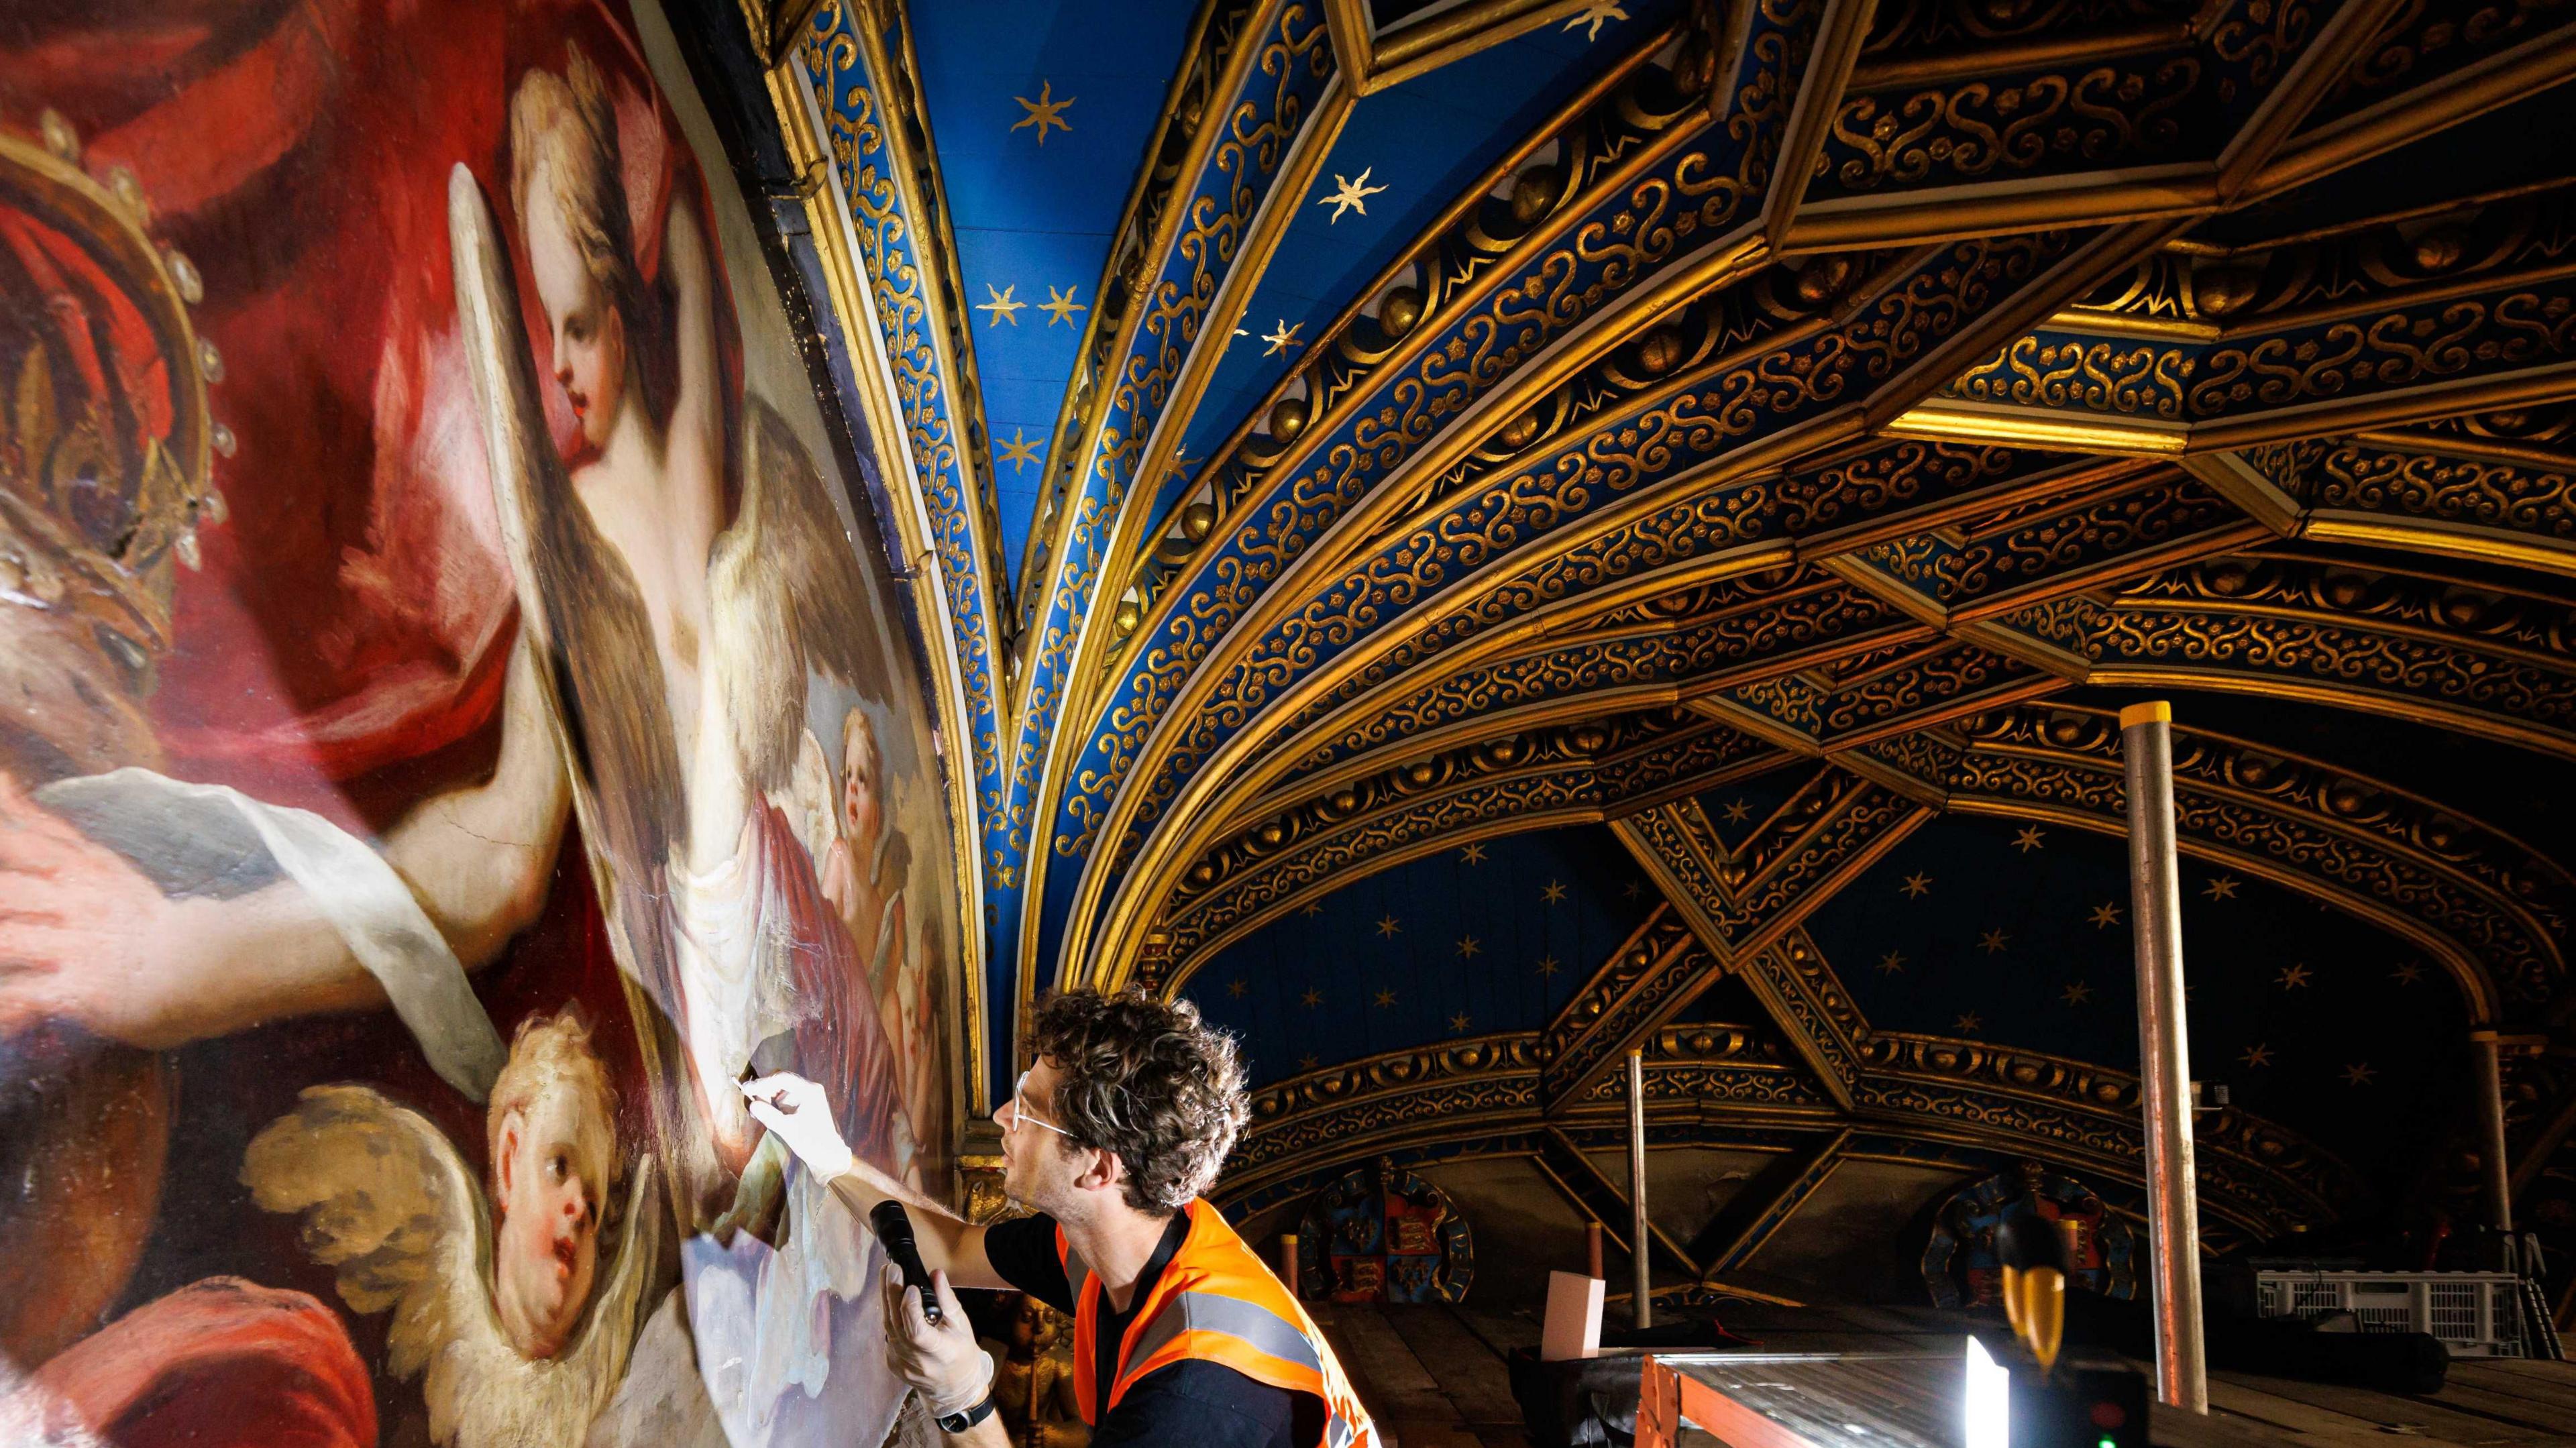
[1281,1233,1301,1298]
[2471,1030,2516,1272]
[2122,700,2207,1414]
[1628,1049,1651,1330]
[1587,1221,1607,1280]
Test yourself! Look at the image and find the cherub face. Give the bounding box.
[841,724,881,848]
[525,160,627,451]
[493,1087,604,1358]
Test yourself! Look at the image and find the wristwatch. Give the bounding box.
[934,1392,998,1435]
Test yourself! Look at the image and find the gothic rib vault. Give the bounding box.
[753,0,2576,1286]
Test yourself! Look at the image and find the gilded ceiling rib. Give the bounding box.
[1587,783,1920,1107]
[1088,23,1693,684]
[785,0,1012,832]
[1134,719,1786,991]
[1220,1022,2358,1239]
[1006,58,1353,999]
[991,0,1337,998]
[1051,11,1756,982]
[755,0,1002,1096]
[1091,227,2184,968]
[1695,1127,1854,1274]
[2251,18,2576,199]
[2025,550,2576,761]
[1939,703,2576,1024]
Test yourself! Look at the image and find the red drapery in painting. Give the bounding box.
[0,0,739,828]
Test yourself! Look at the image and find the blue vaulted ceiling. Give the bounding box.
[910,0,1203,576]
[810,0,2576,1282]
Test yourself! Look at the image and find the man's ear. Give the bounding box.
[1072,1144,1123,1196]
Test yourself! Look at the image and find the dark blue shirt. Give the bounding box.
[984,1212,1318,1448]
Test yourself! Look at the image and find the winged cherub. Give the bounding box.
[241,1009,662,1448]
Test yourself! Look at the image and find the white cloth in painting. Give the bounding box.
[33,767,506,1100]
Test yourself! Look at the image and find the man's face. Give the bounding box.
[996,1057,1075,1215]
[492,1091,604,1358]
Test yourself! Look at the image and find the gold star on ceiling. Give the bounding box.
[994,427,1040,472]
[1301,988,1322,1007]
[1226,978,1248,998]
[1010,79,1075,145]
[2061,981,2093,1006]
[2088,901,2123,929]
[1375,913,1401,938]
[1541,880,1567,904]
[976,283,1024,326]
[2012,825,2047,853]
[1261,320,1303,355]
[1877,950,1907,975]
[2343,1062,2377,1087]
[2392,961,2425,985]
[1299,1053,1320,1071]
[1300,900,1323,917]
[2276,962,2313,989]
[1316,167,1387,223]
[1564,0,1630,41]
[2240,1043,2273,1068]
[1039,284,1085,326]
[1456,936,1482,959]
[1978,928,2010,954]
[1450,1012,1472,1034]
[1621,880,1642,900]
[1373,988,1397,1008]
[1721,799,1752,823]
[1536,955,1560,977]
[2203,875,2241,901]
[1459,842,1487,865]
[1955,1012,1982,1035]
[1900,872,1933,897]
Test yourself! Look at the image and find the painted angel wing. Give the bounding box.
[448,162,568,654]
[239,1083,510,1380]
[705,398,879,789]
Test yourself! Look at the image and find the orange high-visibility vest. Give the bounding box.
[1058,1199,1378,1448]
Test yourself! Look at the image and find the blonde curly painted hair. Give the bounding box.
[508,42,646,358]
[486,1007,621,1207]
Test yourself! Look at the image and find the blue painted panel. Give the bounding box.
[1185,825,1656,1083]
[912,0,1203,576]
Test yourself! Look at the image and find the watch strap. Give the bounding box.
[934,1391,998,1434]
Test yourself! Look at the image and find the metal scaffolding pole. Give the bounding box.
[2472,1030,2515,1271]
[1629,1049,1651,1331]
[2122,701,2208,1414]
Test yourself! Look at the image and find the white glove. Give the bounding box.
[884,1263,994,1416]
[741,1072,855,1180]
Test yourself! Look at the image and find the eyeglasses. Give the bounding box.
[1004,1068,1078,1141]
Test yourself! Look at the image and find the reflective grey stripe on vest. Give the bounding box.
[1064,1245,1092,1304]
[1126,1290,1324,1378]
[1124,1290,1368,1448]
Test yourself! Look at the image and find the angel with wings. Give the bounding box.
[242,1009,661,1448]
[449,41,916,1197]
[449,40,927,1436]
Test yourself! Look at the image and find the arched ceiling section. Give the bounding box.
[776,0,2576,1191]
[908,0,1205,573]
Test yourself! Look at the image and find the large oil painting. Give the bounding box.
[0,1,963,1444]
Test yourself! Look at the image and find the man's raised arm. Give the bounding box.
[741,1073,1009,1290]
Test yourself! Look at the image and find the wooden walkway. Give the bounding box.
[1311,1302,2576,1448]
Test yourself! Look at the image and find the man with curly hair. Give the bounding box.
[745,989,1379,1448]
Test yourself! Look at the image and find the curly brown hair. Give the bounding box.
[1028,989,1249,1213]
